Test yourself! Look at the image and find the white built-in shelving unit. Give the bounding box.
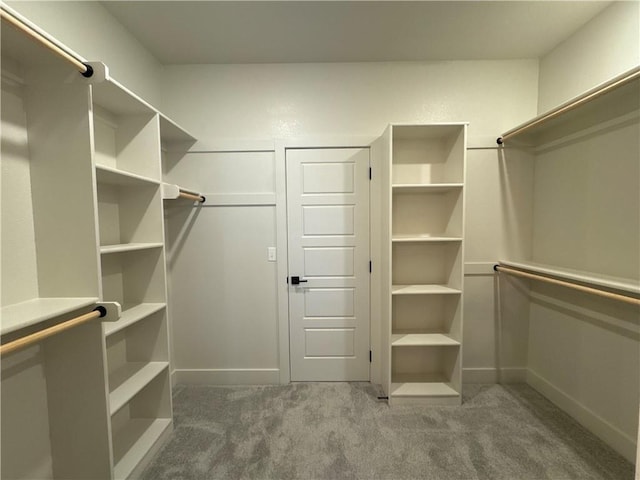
[496,66,640,464]
[0,15,113,480]
[381,123,467,406]
[0,8,197,478]
[90,69,195,479]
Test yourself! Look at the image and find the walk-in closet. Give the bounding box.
[1,1,638,479]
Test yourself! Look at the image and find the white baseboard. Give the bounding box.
[463,367,527,383]
[527,369,637,463]
[173,368,280,385]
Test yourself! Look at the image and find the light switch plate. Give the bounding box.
[267,247,277,262]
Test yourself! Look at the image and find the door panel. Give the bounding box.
[302,205,355,235]
[287,147,370,381]
[304,288,355,317]
[305,329,355,356]
[302,162,355,193]
[303,247,355,277]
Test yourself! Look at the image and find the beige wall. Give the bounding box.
[6,0,162,106]
[538,1,640,112]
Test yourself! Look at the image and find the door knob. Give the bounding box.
[290,276,308,285]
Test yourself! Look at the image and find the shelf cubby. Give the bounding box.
[392,242,462,290]
[392,187,463,238]
[392,294,461,339]
[91,88,161,181]
[391,346,461,406]
[106,308,168,405]
[105,303,167,337]
[100,249,166,310]
[111,369,172,480]
[391,124,466,185]
[96,177,163,247]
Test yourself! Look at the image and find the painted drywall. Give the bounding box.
[5,1,162,106]
[160,60,539,384]
[538,1,640,112]
[160,60,537,144]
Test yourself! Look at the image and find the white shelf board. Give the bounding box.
[392,123,466,140]
[392,234,462,243]
[392,285,461,295]
[104,303,166,337]
[113,418,172,480]
[100,243,164,255]
[1,297,99,336]
[500,67,640,148]
[391,333,460,347]
[109,362,168,415]
[499,260,640,295]
[96,164,160,187]
[391,381,460,398]
[159,114,196,145]
[91,77,156,116]
[392,183,463,194]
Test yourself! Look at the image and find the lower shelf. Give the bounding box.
[113,417,172,480]
[109,362,169,415]
[391,333,460,347]
[390,380,460,406]
[104,303,166,336]
[392,284,461,295]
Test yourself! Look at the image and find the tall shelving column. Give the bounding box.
[0,21,112,480]
[90,77,173,479]
[382,124,467,406]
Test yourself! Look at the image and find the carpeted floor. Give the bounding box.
[141,383,634,479]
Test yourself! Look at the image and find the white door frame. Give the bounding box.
[274,136,382,384]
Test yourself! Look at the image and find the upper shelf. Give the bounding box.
[393,184,463,194]
[159,114,196,149]
[96,165,160,187]
[498,66,640,148]
[0,297,99,336]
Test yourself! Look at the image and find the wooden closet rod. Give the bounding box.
[179,191,206,203]
[0,6,93,77]
[494,265,640,306]
[497,67,640,145]
[0,306,106,357]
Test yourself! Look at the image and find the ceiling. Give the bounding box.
[100,1,611,65]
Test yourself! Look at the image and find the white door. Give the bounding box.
[287,147,370,381]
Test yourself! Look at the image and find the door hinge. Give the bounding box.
[369,350,372,362]
[369,167,372,180]
[369,261,372,273]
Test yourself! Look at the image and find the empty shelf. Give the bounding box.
[391,381,460,398]
[393,183,463,193]
[392,234,462,243]
[392,285,461,295]
[113,418,172,480]
[96,165,160,187]
[104,303,166,337]
[391,333,460,347]
[0,297,99,336]
[100,243,164,255]
[109,362,168,415]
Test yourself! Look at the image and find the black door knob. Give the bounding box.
[290,276,308,285]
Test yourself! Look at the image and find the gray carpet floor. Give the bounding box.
[141,383,634,480]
